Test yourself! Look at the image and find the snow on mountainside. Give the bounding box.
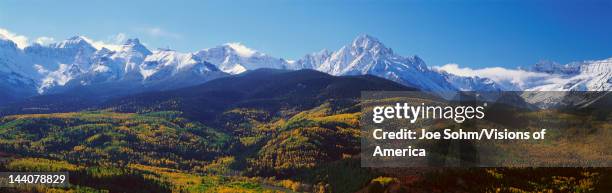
[521,58,611,108]
[290,49,331,70]
[436,70,503,91]
[294,35,459,93]
[437,58,612,108]
[27,36,97,74]
[54,39,227,95]
[194,43,290,74]
[0,31,610,106]
[138,48,225,89]
[0,38,38,104]
[24,36,97,92]
[435,57,612,92]
[0,39,25,79]
[0,36,228,97]
[530,60,581,75]
[527,58,611,91]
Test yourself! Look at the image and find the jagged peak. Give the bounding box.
[51,35,94,49]
[120,38,151,55]
[350,34,392,55]
[531,59,580,75]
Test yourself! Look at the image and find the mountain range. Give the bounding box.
[1,32,610,193]
[0,33,610,106]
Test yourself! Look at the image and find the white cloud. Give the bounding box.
[434,63,558,89]
[0,28,29,49]
[80,35,124,51]
[35,36,55,45]
[225,42,257,57]
[144,27,181,39]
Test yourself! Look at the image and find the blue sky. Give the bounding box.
[1,0,611,68]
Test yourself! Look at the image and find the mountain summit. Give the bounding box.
[294,34,458,93]
[350,34,393,56]
[0,32,609,106]
[120,38,152,55]
[195,44,291,74]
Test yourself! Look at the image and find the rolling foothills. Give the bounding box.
[1,69,610,192]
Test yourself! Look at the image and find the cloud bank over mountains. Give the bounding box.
[433,63,557,90]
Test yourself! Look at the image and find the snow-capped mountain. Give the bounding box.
[0,38,26,74]
[517,58,612,108]
[0,31,610,107]
[435,57,611,92]
[26,36,97,78]
[53,38,227,94]
[194,43,291,74]
[21,36,99,92]
[294,35,459,93]
[435,57,611,108]
[437,71,503,92]
[530,60,581,75]
[0,38,38,104]
[138,48,225,89]
[0,36,228,102]
[291,49,332,70]
[527,58,611,91]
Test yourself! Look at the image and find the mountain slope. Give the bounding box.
[103,69,416,122]
[0,39,38,104]
[0,37,229,99]
[194,43,291,74]
[295,35,460,93]
[0,71,37,105]
[0,32,610,107]
[527,58,612,91]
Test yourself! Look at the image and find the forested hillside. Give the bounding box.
[1,70,610,193]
